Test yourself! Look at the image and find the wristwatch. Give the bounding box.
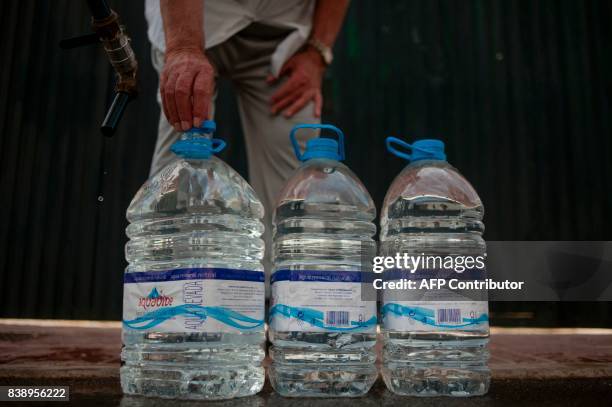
[307,38,333,65]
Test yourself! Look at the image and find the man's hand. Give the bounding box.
[161,49,215,131]
[268,48,326,118]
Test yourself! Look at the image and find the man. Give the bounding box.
[145,0,350,274]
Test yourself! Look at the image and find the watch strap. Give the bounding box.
[307,38,333,65]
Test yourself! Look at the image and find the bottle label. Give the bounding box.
[270,270,377,332]
[122,268,265,333]
[382,268,489,331]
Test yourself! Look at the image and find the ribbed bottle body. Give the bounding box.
[380,159,490,397]
[121,158,266,400]
[269,158,378,397]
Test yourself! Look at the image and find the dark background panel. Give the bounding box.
[0,0,610,323]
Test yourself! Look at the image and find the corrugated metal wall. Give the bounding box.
[0,0,610,322]
[330,0,612,242]
[0,0,157,319]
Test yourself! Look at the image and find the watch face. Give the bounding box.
[323,50,333,65]
[309,39,333,65]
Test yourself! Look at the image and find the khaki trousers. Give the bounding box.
[150,24,319,288]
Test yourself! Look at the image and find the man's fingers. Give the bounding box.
[159,52,216,132]
[193,70,213,127]
[277,60,294,78]
[284,91,314,118]
[271,88,303,115]
[267,49,326,118]
[163,71,181,130]
[175,71,197,131]
[271,75,305,106]
[314,91,323,118]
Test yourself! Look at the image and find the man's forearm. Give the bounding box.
[160,0,204,54]
[159,0,214,129]
[310,0,350,47]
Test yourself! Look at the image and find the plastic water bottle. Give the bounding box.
[380,137,490,396]
[120,120,266,400]
[269,124,378,397]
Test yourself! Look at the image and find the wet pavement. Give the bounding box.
[1,321,611,406]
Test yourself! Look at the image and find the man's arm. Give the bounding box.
[269,0,350,118]
[309,0,350,50]
[160,0,214,131]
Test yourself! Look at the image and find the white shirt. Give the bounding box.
[145,0,315,76]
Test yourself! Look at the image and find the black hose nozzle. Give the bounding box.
[101,92,131,137]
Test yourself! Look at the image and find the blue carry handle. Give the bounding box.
[386,137,446,162]
[290,124,346,161]
[171,137,226,159]
[209,138,227,153]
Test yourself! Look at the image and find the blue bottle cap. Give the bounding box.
[302,138,342,161]
[171,120,226,159]
[290,124,346,162]
[386,137,446,162]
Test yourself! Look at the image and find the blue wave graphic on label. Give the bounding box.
[382,302,488,329]
[123,267,265,333]
[123,304,264,330]
[270,304,377,332]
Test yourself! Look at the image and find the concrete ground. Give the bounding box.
[0,320,611,406]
